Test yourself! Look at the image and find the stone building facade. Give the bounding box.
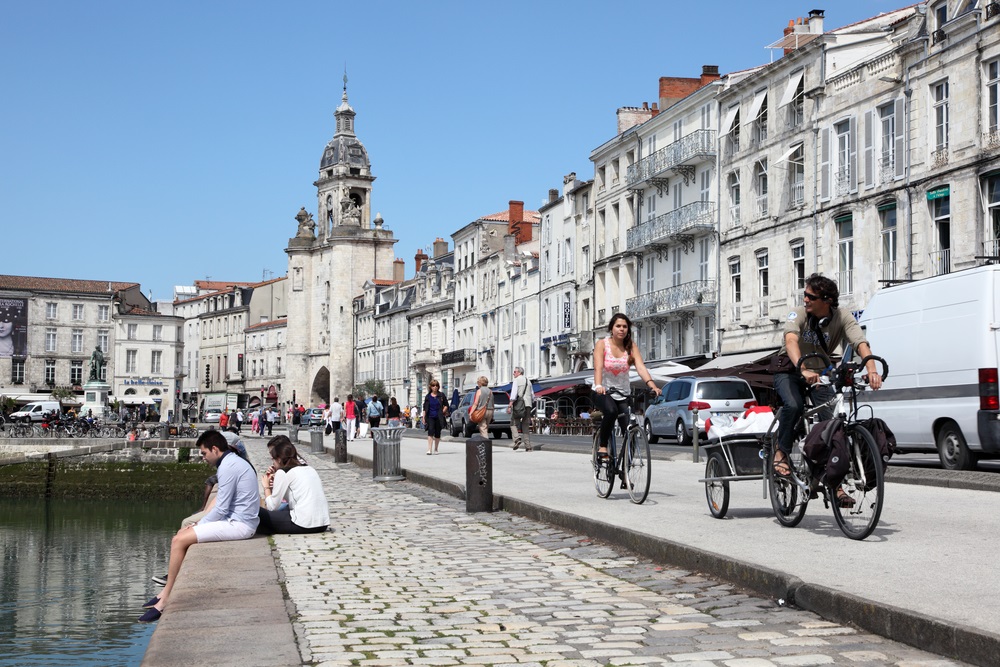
[112,306,183,417]
[407,242,455,403]
[285,85,397,407]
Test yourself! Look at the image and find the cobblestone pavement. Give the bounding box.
[267,454,968,667]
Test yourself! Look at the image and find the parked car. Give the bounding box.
[449,389,512,439]
[644,376,757,445]
[203,408,222,424]
[304,407,325,427]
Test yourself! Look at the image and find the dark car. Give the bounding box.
[449,389,512,439]
[644,376,757,445]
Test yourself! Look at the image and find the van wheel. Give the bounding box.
[645,421,659,444]
[937,421,976,470]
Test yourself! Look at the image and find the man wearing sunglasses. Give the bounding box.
[772,274,882,478]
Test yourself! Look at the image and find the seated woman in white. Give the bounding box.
[257,437,329,535]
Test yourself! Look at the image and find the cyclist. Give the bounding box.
[772,274,882,482]
[593,312,661,458]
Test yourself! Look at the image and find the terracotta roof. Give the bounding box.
[479,209,541,223]
[0,275,139,295]
[123,306,162,317]
[194,280,256,291]
[371,279,400,286]
[250,276,286,288]
[246,318,287,331]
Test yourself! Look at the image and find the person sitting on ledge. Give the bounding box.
[257,436,329,535]
[138,429,259,622]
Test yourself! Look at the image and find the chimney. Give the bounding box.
[414,248,428,274]
[548,188,559,204]
[784,19,796,56]
[700,65,720,86]
[432,237,448,259]
[508,200,530,244]
[393,258,405,282]
[808,9,824,35]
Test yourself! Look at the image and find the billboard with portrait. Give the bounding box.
[0,298,28,358]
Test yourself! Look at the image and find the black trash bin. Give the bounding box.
[465,434,493,513]
[372,426,405,481]
[310,428,324,454]
[334,429,347,463]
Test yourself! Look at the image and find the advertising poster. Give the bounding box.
[0,298,28,358]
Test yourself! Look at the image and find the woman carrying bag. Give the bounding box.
[470,376,494,439]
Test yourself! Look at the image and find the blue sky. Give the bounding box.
[1,1,903,302]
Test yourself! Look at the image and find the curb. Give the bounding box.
[350,449,1000,667]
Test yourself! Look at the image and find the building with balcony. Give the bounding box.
[244,276,287,410]
[0,275,149,408]
[113,306,183,418]
[623,66,723,360]
[372,261,416,407]
[407,240,455,404]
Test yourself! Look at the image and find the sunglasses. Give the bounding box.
[803,291,821,301]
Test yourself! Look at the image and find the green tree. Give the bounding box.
[352,379,387,401]
[50,386,76,404]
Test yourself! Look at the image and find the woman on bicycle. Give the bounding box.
[593,312,661,458]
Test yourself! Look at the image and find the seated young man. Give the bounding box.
[139,429,260,622]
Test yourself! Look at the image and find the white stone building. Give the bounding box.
[244,276,287,411]
[113,305,183,418]
[285,85,397,407]
[373,259,417,405]
[406,242,455,402]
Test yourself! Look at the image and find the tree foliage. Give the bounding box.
[352,379,387,400]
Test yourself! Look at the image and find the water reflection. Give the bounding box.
[0,497,192,667]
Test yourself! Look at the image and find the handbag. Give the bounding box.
[469,404,487,424]
[324,424,333,436]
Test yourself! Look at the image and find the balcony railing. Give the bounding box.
[731,303,742,323]
[932,148,949,168]
[758,300,770,318]
[729,204,741,229]
[877,153,895,184]
[626,280,717,321]
[626,201,716,249]
[837,270,854,296]
[627,129,716,186]
[412,348,439,366]
[878,261,897,282]
[930,249,951,276]
[835,167,851,197]
[442,348,477,367]
[756,194,769,219]
[789,181,804,207]
[787,102,804,128]
[983,239,1000,261]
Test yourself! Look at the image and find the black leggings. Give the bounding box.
[596,392,630,449]
[256,506,328,535]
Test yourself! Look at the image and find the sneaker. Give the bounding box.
[151,574,168,586]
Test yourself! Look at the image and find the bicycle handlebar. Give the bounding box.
[795,352,889,387]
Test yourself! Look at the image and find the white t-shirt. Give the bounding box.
[328,402,343,421]
[264,466,330,529]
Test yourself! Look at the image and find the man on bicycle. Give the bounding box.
[772,274,882,478]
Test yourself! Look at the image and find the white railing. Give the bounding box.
[983,239,1000,261]
[730,303,742,323]
[929,249,951,276]
[626,201,716,249]
[878,261,897,282]
[835,166,851,197]
[877,153,895,184]
[625,281,716,321]
[837,270,854,295]
[756,195,769,219]
[627,129,716,185]
[789,181,804,207]
[758,300,770,318]
[729,205,741,229]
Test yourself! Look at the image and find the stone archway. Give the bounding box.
[310,367,330,406]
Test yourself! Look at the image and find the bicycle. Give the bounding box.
[764,348,889,540]
[591,391,652,504]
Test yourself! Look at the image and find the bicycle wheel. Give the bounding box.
[704,451,730,519]
[832,425,884,540]
[592,432,613,498]
[768,446,807,527]
[625,427,651,504]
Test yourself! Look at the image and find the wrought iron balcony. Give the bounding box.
[441,348,476,368]
[627,129,715,186]
[626,280,717,321]
[626,201,715,250]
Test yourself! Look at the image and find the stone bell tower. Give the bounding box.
[285,76,397,406]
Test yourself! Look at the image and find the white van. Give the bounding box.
[858,265,1000,469]
[10,401,62,423]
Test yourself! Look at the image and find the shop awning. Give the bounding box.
[120,397,155,406]
[535,384,579,397]
[696,349,779,371]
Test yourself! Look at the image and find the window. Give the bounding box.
[787,144,805,207]
[933,81,950,154]
[755,160,768,218]
[126,349,137,374]
[751,88,768,145]
[563,238,572,274]
[879,203,898,282]
[700,103,712,130]
[646,191,656,221]
[251,359,257,378]
[757,251,770,300]
[698,238,710,282]
[700,169,711,203]
[277,331,283,347]
[151,350,162,374]
[835,119,852,195]
[791,241,806,292]
[45,328,56,352]
[71,329,83,354]
[11,359,24,384]
[780,70,805,127]
[673,181,682,210]
[153,325,163,341]
[276,357,282,374]
[986,175,1000,258]
[70,360,83,385]
[672,247,682,287]
[728,172,741,226]
[729,258,742,307]
[46,302,57,319]
[646,257,655,293]
[988,61,1000,138]
[836,215,855,295]
[45,360,56,385]
[97,329,109,352]
[72,304,84,321]
[98,305,109,322]
[724,105,740,155]
[931,191,951,275]
[127,323,137,340]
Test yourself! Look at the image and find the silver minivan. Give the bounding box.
[644,377,756,445]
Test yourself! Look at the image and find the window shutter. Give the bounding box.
[849,116,858,194]
[864,110,874,189]
[894,98,906,180]
[820,127,831,201]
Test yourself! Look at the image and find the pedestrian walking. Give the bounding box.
[508,366,534,451]
[471,376,494,439]
[422,379,447,455]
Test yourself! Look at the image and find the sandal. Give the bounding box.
[596,448,610,459]
[772,453,792,478]
[836,489,856,508]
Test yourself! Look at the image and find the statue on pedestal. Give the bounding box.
[88,345,104,382]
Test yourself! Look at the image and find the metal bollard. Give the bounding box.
[333,428,347,463]
[372,426,405,481]
[465,434,493,513]
[310,428,324,454]
[692,407,700,463]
